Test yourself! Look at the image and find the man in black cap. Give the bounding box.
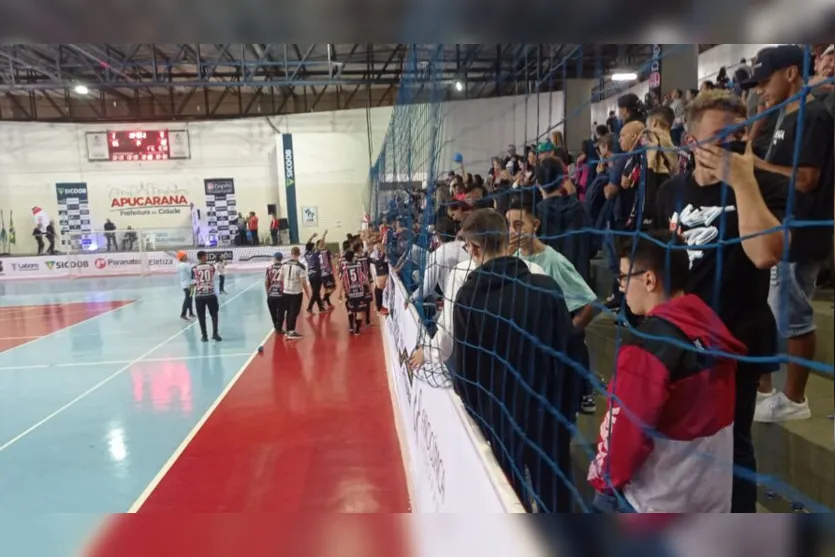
[742,44,835,424]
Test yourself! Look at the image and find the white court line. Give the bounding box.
[127,326,275,513]
[0,279,264,456]
[0,352,256,372]
[0,301,139,355]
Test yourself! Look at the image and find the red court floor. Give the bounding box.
[0,301,133,352]
[88,308,411,557]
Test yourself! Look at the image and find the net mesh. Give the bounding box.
[369,44,834,513]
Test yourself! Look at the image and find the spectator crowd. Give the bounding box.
[375,43,834,513]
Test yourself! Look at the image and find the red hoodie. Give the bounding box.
[588,294,747,513]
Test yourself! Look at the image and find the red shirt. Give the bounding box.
[248,216,259,231]
[270,217,278,231]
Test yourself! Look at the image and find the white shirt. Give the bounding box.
[422,257,546,364]
[280,259,309,295]
[410,240,469,302]
[216,260,227,276]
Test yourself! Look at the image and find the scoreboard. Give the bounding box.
[86,129,190,162]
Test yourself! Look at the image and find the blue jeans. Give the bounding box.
[768,260,820,338]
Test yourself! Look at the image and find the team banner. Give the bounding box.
[282,135,300,244]
[55,183,93,250]
[204,178,237,247]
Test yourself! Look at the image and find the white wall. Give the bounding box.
[438,92,565,172]
[590,80,651,128]
[698,43,777,83]
[0,106,391,254]
[589,44,781,128]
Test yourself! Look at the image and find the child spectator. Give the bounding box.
[589,230,746,513]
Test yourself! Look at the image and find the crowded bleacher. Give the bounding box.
[371,43,834,513]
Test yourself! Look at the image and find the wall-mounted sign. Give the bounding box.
[301,206,318,227]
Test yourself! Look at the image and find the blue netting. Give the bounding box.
[369,44,834,514]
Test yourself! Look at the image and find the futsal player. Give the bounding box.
[279,246,312,340]
[338,249,371,335]
[317,238,336,309]
[192,250,222,342]
[304,235,326,313]
[177,250,195,321]
[368,236,390,316]
[216,253,228,294]
[354,240,373,326]
[265,252,285,333]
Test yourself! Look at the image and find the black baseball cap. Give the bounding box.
[741,45,806,90]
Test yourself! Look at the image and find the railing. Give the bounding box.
[5,225,292,257]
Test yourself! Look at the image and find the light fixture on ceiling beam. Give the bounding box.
[73,84,90,95]
[611,73,638,82]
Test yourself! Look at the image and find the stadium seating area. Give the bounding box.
[371,43,834,513]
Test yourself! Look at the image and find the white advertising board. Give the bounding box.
[70,253,146,276]
[381,273,525,514]
[0,256,70,279]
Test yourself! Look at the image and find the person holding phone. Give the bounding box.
[654,90,787,513]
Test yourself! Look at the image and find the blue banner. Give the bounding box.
[282,134,299,244]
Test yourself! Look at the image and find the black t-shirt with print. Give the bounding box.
[765,99,835,263]
[655,169,788,375]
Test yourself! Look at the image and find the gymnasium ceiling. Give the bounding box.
[0,43,725,123]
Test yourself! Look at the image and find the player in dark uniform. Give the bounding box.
[304,238,326,314]
[192,250,222,342]
[318,240,336,309]
[338,250,371,335]
[368,235,390,316]
[265,252,285,333]
[353,240,373,326]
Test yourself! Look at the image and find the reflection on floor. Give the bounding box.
[0,274,408,555]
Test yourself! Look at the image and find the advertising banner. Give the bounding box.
[0,256,56,278]
[55,183,93,250]
[382,273,522,514]
[281,135,299,244]
[204,178,237,246]
[72,253,146,276]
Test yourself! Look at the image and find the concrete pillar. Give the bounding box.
[655,44,699,97]
[563,78,596,155]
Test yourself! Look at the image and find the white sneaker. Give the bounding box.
[756,389,777,404]
[754,391,811,423]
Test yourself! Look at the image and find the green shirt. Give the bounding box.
[516,245,597,313]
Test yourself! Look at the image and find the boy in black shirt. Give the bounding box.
[192,250,222,342]
[741,44,835,423]
[655,90,787,513]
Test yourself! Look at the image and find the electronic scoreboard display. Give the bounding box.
[86,129,190,162]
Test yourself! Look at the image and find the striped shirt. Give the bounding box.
[340,261,368,299]
[191,263,216,297]
[280,259,309,295]
[265,263,283,297]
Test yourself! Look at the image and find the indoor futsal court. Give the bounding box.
[0,273,408,555]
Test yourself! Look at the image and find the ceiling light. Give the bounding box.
[454,81,463,92]
[74,84,90,95]
[611,73,638,82]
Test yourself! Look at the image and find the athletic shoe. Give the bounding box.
[580,394,597,415]
[201,336,208,342]
[212,335,223,342]
[286,332,302,340]
[180,315,191,322]
[754,391,811,423]
[275,329,285,335]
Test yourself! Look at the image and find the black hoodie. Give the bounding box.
[452,256,581,513]
[536,194,595,283]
